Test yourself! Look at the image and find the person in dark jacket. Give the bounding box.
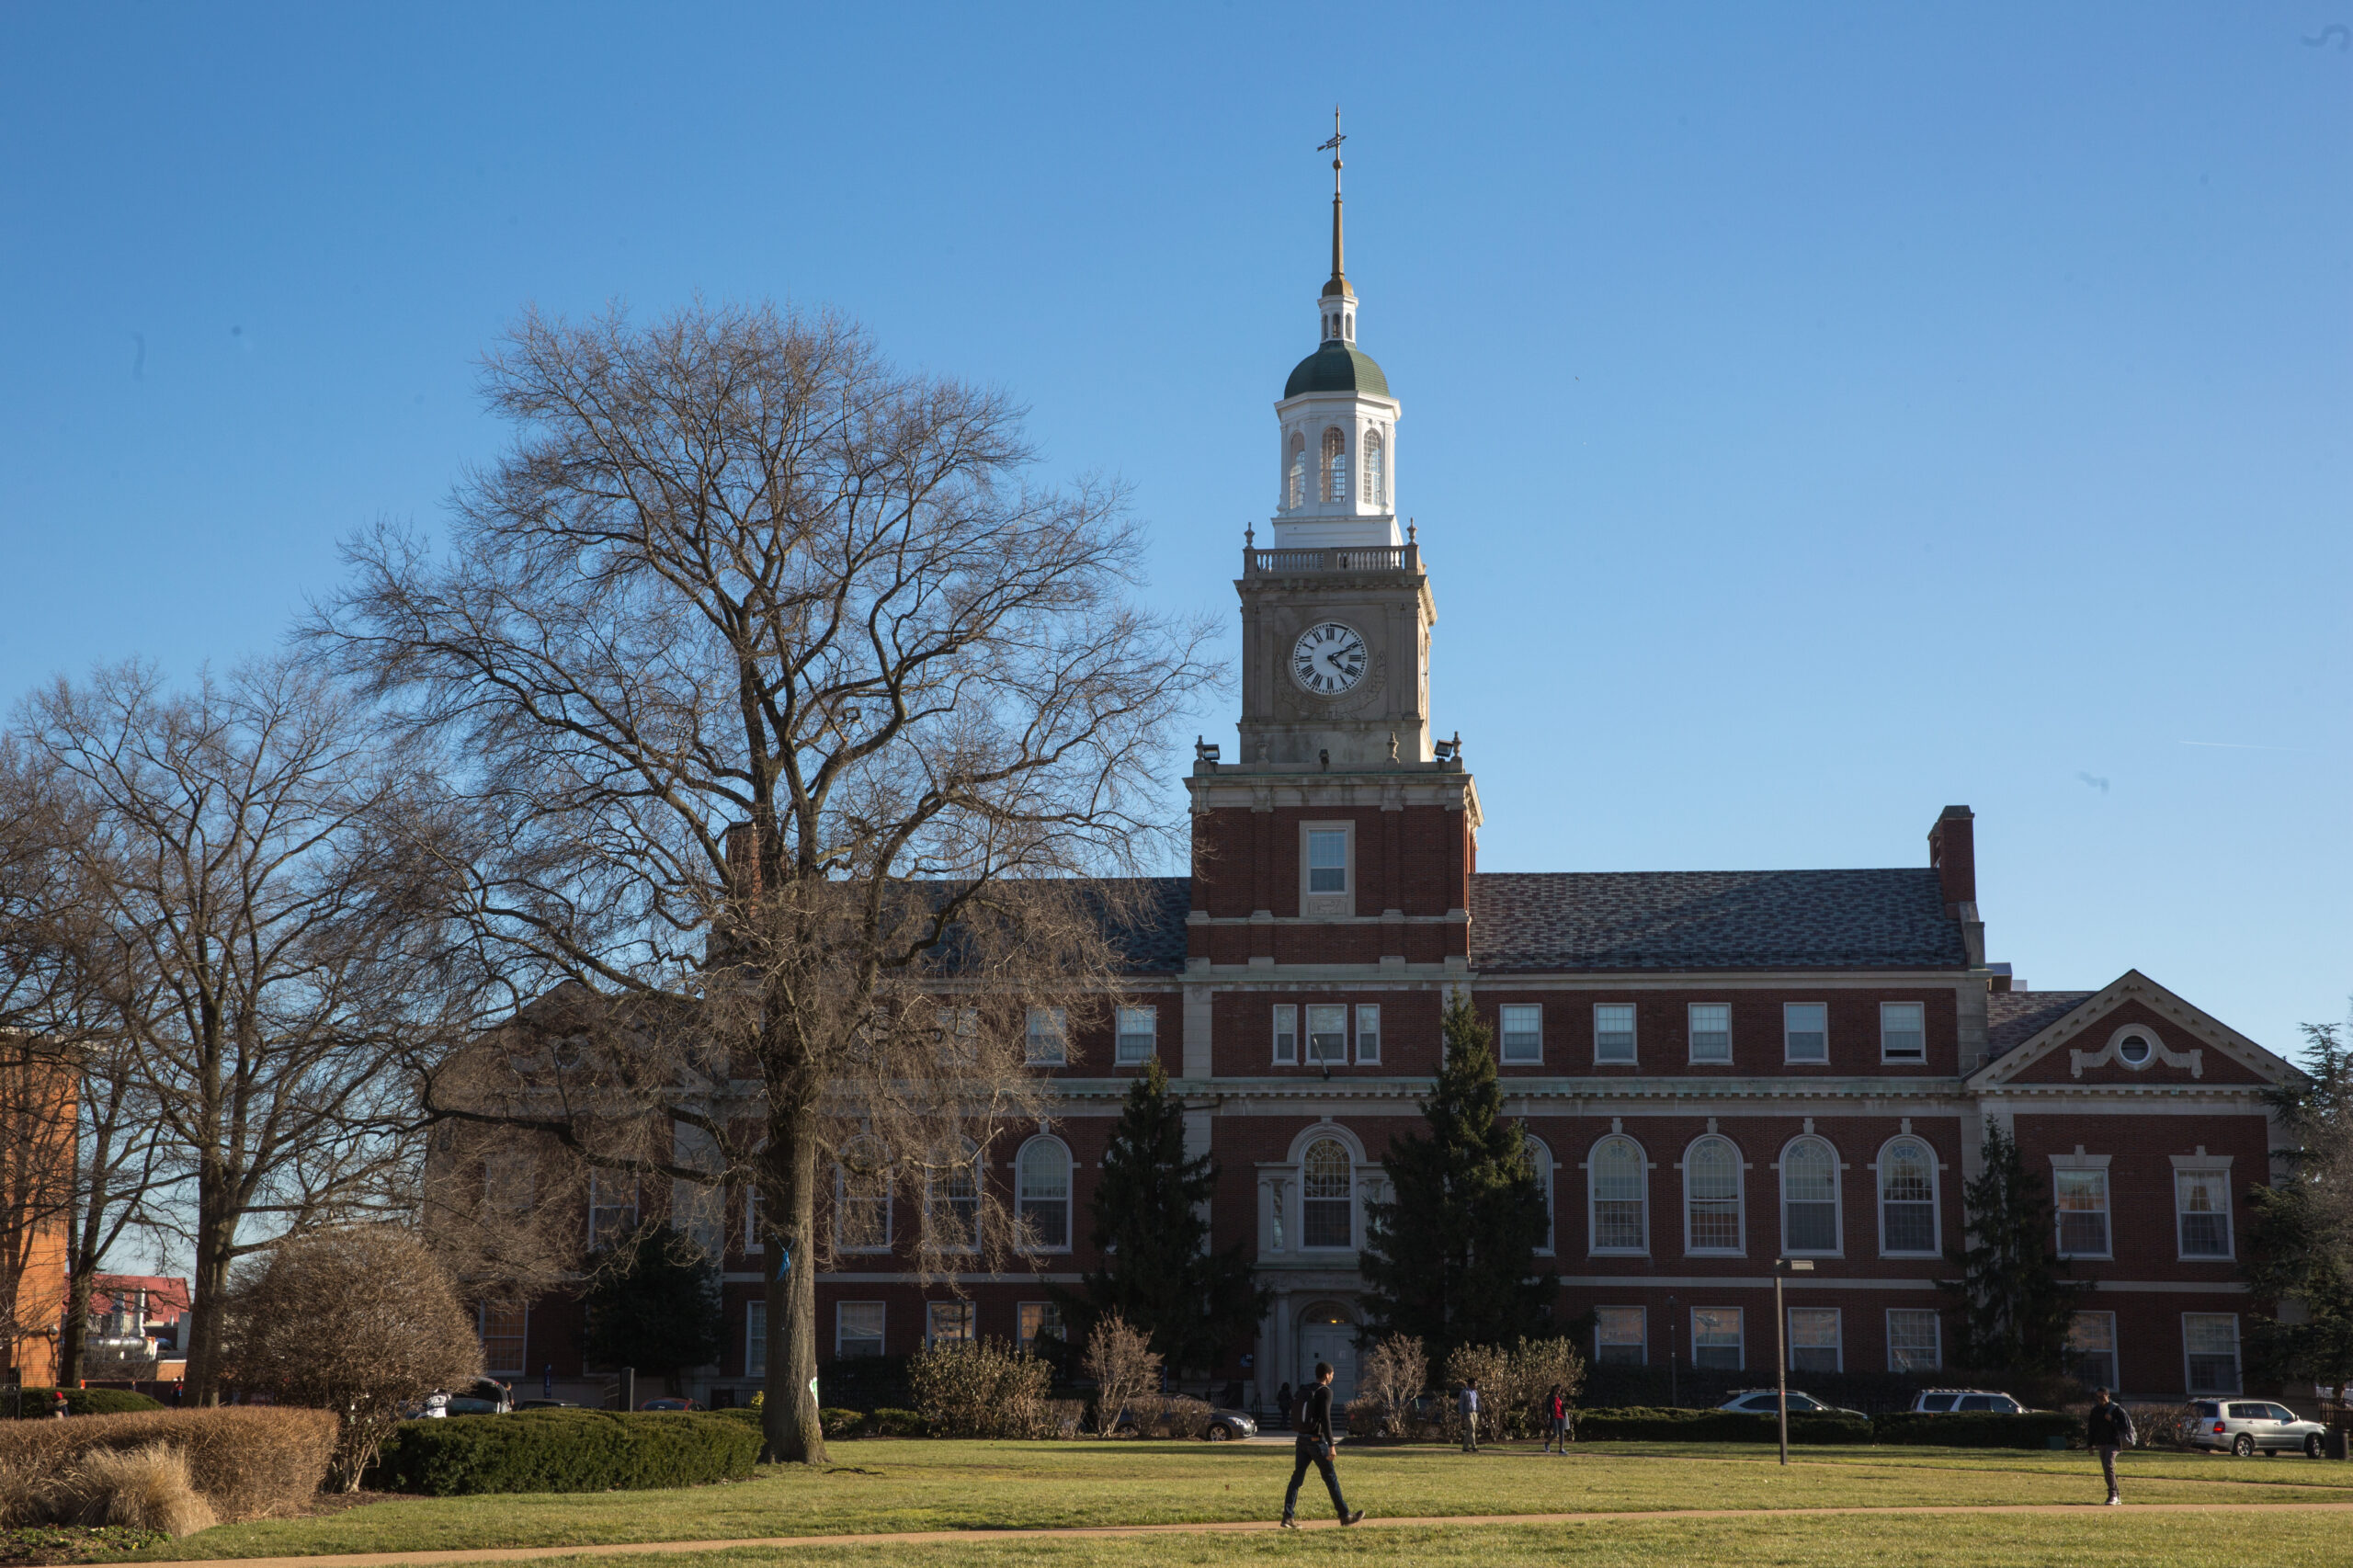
[2085,1388,2135,1505]
[1274,1382,1292,1430]
[1280,1362,1365,1529]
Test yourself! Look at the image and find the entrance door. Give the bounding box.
[1297,1305,1358,1406]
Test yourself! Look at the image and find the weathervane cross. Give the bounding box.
[1318,107,1346,177]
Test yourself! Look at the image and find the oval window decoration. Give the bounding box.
[2118,1033,2153,1067]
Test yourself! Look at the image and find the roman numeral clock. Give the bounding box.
[1290,621,1369,696]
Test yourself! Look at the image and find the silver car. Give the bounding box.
[2188,1399,2326,1458]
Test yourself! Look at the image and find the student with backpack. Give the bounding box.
[2086,1388,2136,1506]
[1458,1378,1481,1452]
[1279,1362,1365,1529]
[1542,1384,1569,1453]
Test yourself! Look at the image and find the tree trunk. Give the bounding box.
[761,1112,825,1464]
[56,1267,92,1388]
[183,1194,236,1405]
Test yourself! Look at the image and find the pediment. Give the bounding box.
[1967,970,2301,1091]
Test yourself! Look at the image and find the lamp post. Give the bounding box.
[1773,1258,1813,1465]
[1665,1294,1678,1408]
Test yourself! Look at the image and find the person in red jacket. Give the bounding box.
[1542,1384,1569,1453]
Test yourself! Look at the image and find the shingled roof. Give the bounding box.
[1097,876,1193,975]
[1985,989,2096,1057]
[1466,869,1972,972]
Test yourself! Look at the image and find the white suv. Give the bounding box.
[2188,1400,2326,1458]
[1909,1389,2028,1415]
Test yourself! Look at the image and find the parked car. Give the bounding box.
[639,1397,701,1412]
[1716,1390,1865,1419]
[1909,1389,2029,1415]
[447,1379,515,1416]
[2188,1400,2326,1458]
[515,1398,576,1410]
[1204,1408,1257,1442]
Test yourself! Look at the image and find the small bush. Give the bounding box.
[1573,1406,1871,1444]
[818,1407,866,1438]
[1870,1410,2078,1449]
[1352,1337,1427,1437]
[871,1407,928,1437]
[0,1408,334,1522]
[1443,1337,1587,1441]
[907,1339,1053,1438]
[2121,1403,2198,1451]
[370,1410,758,1495]
[51,1443,218,1538]
[1120,1395,1211,1439]
[2,1390,164,1419]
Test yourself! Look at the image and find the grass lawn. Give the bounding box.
[133,1440,2353,1562]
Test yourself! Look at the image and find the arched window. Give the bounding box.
[1684,1136,1744,1254]
[1879,1138,1938,1256]
[1362,429,1385,508]
[1301,1137,1353,1248]
[926,1139,981,1253]
[1321,427,1347,503]
[1523,1134,1555,1256]
[1286,432,1306,508]
[1779,1137,1840,1255]
[1588,1135,1647,1254]
[834,1142,892,1253]
[1017,1136,1072,1251]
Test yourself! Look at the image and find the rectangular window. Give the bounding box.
[1306,1004,1347,1066]
[1307,828,1349,893]
[1115,1006,1157,1065]
[934,1006,980,1065]
[2054,1168,2111,1258]
[926,1301,975,1348]
[749,1300,767,1376]
[1272,1005,1298,1065]
[1887,1308,1942,1372]
[2183,1313,2242,1395]
[1017,1301,1063,1354]
[1594,1004,1636,1064]
[1355,1004,1381,1065]
[1024,1006,1067,1065]
[1784,1002,1828,1063]
[1789,1307,1841,1374]
[2067,1311,2119,1391]
[1691,1308,1743,1371]
[1688,1003,1732,1063]
[745,1180,766,1252]
[1880,1002,1926,1062]
[835,1165,892,1252]
[2177,1169,2233,1259]
[834,1301,884,1360]
[1595,1307,1646,1366]
[930,1157,979,1252]
[479,1302,526,1375]
[1500,1004,1542,1064]
[588,1173,638,1248]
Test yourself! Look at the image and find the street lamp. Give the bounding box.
[1772,1258,1813,1466]
[1665,1294,1678,1409]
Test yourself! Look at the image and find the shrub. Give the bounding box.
[1573,1406,1871,1444]
[222,1226,485,1489]
[1081,1315,1159,1437]
[1351,1336,1427,1437]
[1120,1394,1211,1439]
[2,1389,164,1418]
[907,1338,1054,1437]
[871,1407,928,1437]
[1871,1411,2079,1449]
[369,1409,757,1494]
[1443,1336,1587,1440]
[818,1407,866,1438]
[47,1443,218,1537]
[2121,1403,2198,1451]
[0,1407,335,1521]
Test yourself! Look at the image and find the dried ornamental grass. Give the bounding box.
[56,1444,218,1537]
[0,1408,335,1522]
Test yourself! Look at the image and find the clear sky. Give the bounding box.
[4,4,2347,1056]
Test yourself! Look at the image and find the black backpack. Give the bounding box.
[1292,1386,1314,1431]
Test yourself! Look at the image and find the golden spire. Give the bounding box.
[1318,107,1352,300]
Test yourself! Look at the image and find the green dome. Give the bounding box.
[1284,341,1390,400]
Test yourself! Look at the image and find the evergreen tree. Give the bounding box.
[1938,1126,2083,1375]
[2245,1024,2353,1398]
[1063,1058,1267,1376]
[582,1222,723,1380]
[1358,995,1553,1361]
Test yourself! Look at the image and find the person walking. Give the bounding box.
[1542,1384,1569,1453]
[1459,1378,1481,1453]
[1280,1362,1365,1530]
[2085,1388,2135,1506]
[1275,1382,1293,1431]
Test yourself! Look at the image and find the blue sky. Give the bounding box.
[3,4,2347,1055]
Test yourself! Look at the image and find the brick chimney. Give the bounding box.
[723,821,765,903]
[1927,804,1975,915]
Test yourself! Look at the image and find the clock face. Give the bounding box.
[1290,621,1369,696]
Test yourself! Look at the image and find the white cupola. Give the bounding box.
[1270,117,1401,551]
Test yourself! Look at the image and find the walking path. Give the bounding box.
[192,1500,2353,1567]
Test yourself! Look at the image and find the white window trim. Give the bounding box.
[1879,1000,1927,1064]
[1115,1004,1158,1066]
[1355,1003,1381,1065]
[1689,1306,1745,1372]
[477,1301,528,1376]
[1787,1305,1842,1374]
[2171,1154,2235,1263]
[2181,1312,2243,1396]
[1775,1135,1844,1258]
[1584,1133,1652,1257]
[926,1142,983,1256]
[1872,1136,1943,1259]
[1525,1135,1556,1256]
[1297,1135,1358,1252]
[831,1300,885,1361]
[1678,1135,1747,1258]
[1499,1003,1543,1066]
[1783,1001,1829,1064]
[1593,1002,1638,1066]
[925,1300,976,1348]
[2050,1157,2114,1261]
[1304,1002,1349,1069]
[1024,1006,1068,1065]
[1299,820,1357,919]
[833,1161,893,1255]
[1017,1301,1063,1354]
[1687,1002,1733,1065]
[749,1299,768,1376]
[1015,1134,1074,1255]
[1272,1004,1298,1066]
[1594,1306,1647,1367]
[1886,1307,1943,1373]
[2067,1309,2120,1386]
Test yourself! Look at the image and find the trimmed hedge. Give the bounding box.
[1871,1411,2079,1449]
[370,1409,759,1494]
[3,1388,165,1418]
[0,1406,335,1520]
[1574,1406,1872,1444]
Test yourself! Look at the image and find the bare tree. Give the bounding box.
[16,659,460,1402]
[310,301,1214,1462]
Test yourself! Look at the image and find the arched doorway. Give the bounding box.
[1297,1301,1358,1405]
